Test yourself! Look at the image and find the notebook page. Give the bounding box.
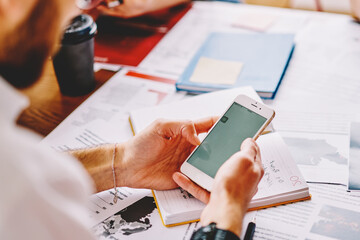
[254,132,308,200]
[155,189,205,215]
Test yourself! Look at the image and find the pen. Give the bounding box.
[244,217,256,240]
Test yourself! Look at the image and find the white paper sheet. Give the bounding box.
[129,86,263,135]
[92,194,199,240]
[270,109,353,185]
[348,122,360,191]
[280,131,349,185]
[265,16,360,111]
[42,69,186,151]
[254,183,360,240]
[88,188,150,227]
[92,193,256,240]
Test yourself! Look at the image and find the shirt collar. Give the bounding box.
[0,76,29,123]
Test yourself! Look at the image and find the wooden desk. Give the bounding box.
[16,60,116,137]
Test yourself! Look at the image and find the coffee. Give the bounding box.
[53,14,97,96]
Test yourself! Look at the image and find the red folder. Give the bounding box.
[94,3,192,66]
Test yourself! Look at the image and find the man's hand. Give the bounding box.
[119,117,218,190]
[173,138,264,236]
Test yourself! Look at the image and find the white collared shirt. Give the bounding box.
[0,77,96,239]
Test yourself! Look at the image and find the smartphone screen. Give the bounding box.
[186,102,267,178]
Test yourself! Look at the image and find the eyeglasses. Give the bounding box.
[76,0,123,10]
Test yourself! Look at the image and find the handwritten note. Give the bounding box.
[255,132,308,200]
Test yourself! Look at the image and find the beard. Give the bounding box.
[0,0,62,89]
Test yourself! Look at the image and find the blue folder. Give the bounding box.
[176,33,295,99]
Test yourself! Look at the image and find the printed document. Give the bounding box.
[42,69,186,151]
[271,109,352,185]
[254,183,360,240]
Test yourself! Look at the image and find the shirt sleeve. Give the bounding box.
[0,126,96,240]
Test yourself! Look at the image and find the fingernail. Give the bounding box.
[173,172,182,182]
[194,135,201,145]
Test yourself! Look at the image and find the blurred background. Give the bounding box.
[245,0,353,15]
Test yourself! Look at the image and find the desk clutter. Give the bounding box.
[43,1,360,240]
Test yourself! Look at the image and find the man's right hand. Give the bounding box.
[173,138,264,236]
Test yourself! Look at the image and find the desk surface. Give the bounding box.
[17,61,115,137]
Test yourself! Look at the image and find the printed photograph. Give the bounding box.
[311,205,360,240]
[280,131,349,185]
[93,196,197,240]
[348,122,360,191]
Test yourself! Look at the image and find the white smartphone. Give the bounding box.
[180,94,275,192]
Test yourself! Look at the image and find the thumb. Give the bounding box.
[181,121,201,146]
[173,172,210,204]
[240,138,258,158]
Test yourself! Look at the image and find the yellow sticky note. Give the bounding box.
[190,57,243,85]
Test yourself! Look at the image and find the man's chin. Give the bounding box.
[0,0,61,89]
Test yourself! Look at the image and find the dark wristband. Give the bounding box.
[191,223,240,240]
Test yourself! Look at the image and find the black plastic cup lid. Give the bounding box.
[62,14,97,45]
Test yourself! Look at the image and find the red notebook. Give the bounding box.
[94,3,191,66]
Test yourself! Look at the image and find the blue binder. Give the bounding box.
[176,33,295,99]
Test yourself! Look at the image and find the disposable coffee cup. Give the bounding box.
[53,14,97,96]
